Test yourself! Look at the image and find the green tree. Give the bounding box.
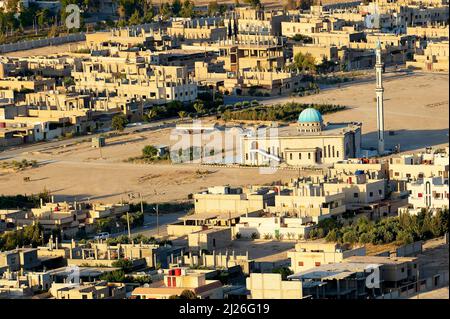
[180,0,194,18]
[172,0,182,16]
[129,9,143,25]
[142,145,158,158]
[112,258,133,273]
[143,1,155,23]
[179,289,197,299]
[111,114,128,131]
[272,267,293,280]
[144,109,158,122]
[291,52,316,73]
[342,230,358,244]
[243,0,261,8]
[178,110,187,119]
[159,2,172,20]
[208,1,219,16]
[193,100,204,116]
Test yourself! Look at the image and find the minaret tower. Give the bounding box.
[375,40,385,155]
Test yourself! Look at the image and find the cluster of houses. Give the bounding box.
[1,1,448,147]
[0,145,447,299]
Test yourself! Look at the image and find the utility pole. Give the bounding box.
[156,204,159,236]
[126,211,131,240]
[140,192,144,215]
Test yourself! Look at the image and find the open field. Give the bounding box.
[0,71,448,204]
[0,125,300,203]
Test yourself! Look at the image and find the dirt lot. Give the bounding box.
[251,71,449,153]
[0,126,300,203]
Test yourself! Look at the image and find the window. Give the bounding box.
[378,189,382,195]
[298,261,304,266]
[308,153,311,160]
[290,153,293,160]
[369,192,373,197]
[418,193,423,198]
[401,268,405,273]
[299,153,301,159]
[315,262,321,267]
[353,193,359,198]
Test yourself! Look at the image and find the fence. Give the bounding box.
[377,271,449,299]
[0,33,86,54]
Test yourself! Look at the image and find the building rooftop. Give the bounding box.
[243,122,361,139]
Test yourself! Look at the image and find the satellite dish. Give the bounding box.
[143,283,150,288]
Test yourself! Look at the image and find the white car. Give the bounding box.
[94,232,110,240]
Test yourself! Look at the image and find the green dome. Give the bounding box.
[298,108,323,123]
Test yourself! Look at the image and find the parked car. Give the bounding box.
[94,232,110,240]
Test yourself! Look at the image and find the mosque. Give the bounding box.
[240,42,386,167]
[240,108,363,166]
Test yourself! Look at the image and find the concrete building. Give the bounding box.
[0,249,40,272]
[235,7,288,36]
[50,281,126,299]
[167,18,227,42]
[240,108,362,166]
[404,176,449,212]
[246,273,303,299]
[288,241,366,273]
[388,149,449,182]
[131,267,223,299]
[235,215,316,240]
[188,228,232,252]
[407,40,449,72]
[272,181,347,221]
[193,185,275,216]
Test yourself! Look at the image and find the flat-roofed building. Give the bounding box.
[293,44,339,63]
[288,241,366,273]
[167,18,227,42]
[246,273,303,299]
[273,182,346,221]
[131,267,223,299]
[188,228,232,252]
[388,150,449,182]
[241,108,362,167]
[235,215,316,240]
[193,185,275,216]
[50,281,126,299]
[404,176,449,212]
[407,40,449,72]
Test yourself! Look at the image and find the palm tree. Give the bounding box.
[193,101,204,118]
[178,110,187,120]
[145,109,158,122]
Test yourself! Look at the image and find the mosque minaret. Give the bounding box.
[375,40,385,155]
